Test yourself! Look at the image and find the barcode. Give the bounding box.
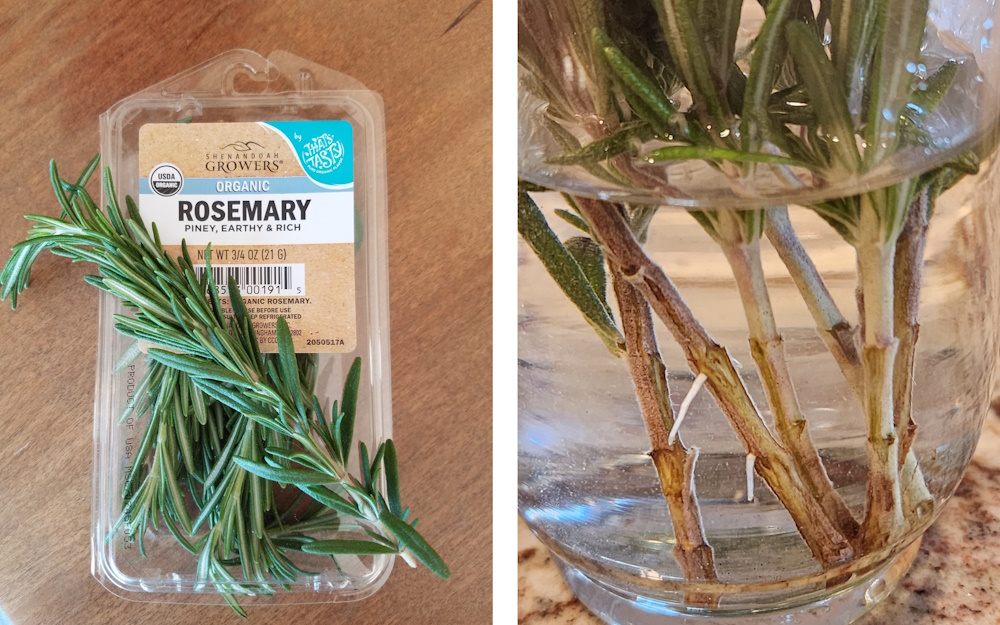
[193,264,306,297]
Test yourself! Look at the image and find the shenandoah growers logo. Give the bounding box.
[205,140,281,173]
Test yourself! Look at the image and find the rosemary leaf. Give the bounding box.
[518,190,625,355]
[554,209,592,235]
[654,0,732,139]
[742,0,797,150]
[785,20,861,172]
[384,440,403,517]
[360,441,373,492]
[909,60,958,115]
[233,457,333,485]
[830,0,877,96]
[147,349,255,388]
[379,510,450,579]
[645,145,806,167]
[564,237,609,312]
[301,540,398,556]
[695,0,742,90]
[339,356,363,463]
[302,485,366,518]
[546,122,649,166]
[592,28,685,137]
[864,0,930,168]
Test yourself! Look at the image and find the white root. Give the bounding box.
[669,373,708,446]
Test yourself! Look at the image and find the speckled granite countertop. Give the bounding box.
[519,416,1000,624]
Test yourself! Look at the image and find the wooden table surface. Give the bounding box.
[0,2,491,624]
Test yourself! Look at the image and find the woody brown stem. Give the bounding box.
[579,199,853,568]
[611,264,718,606]
[720,231,860,541]
[892,189,935,522]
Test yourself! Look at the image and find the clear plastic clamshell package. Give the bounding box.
[92,50,393,606]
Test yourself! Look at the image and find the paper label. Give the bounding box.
[138,121,357,353]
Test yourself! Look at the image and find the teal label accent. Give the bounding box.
[260,121,354,188]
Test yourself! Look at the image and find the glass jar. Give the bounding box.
[517,1,1000,622]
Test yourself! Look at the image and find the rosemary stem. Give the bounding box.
[720,235,860,540]
[763,207,864,396]
[892,189,936,524]
[856,198,905,551]
[296,432,344,480]
[610,264,718,605]
[579,199,853,567]
[900,447,934,517]
[766,205,933,530]
[892,191,927,461]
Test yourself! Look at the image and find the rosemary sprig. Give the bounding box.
[0,160,448,616]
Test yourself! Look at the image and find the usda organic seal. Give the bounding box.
[149,163,184,197]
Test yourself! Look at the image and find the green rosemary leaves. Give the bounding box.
[0,158,447,616]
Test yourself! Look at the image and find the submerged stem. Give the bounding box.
[764,207,864,396]
[892,189,936,524]
[766,204,933,532]
[721,234,860,541]
[856,198,905,551]
[579,199,853,567]
[892,191,928,461]
[611,265,718,605]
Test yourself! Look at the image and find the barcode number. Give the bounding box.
[193,264,306,296]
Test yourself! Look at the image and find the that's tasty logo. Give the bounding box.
[301,133,345,175]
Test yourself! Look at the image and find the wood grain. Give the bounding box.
[0,2,492,624]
